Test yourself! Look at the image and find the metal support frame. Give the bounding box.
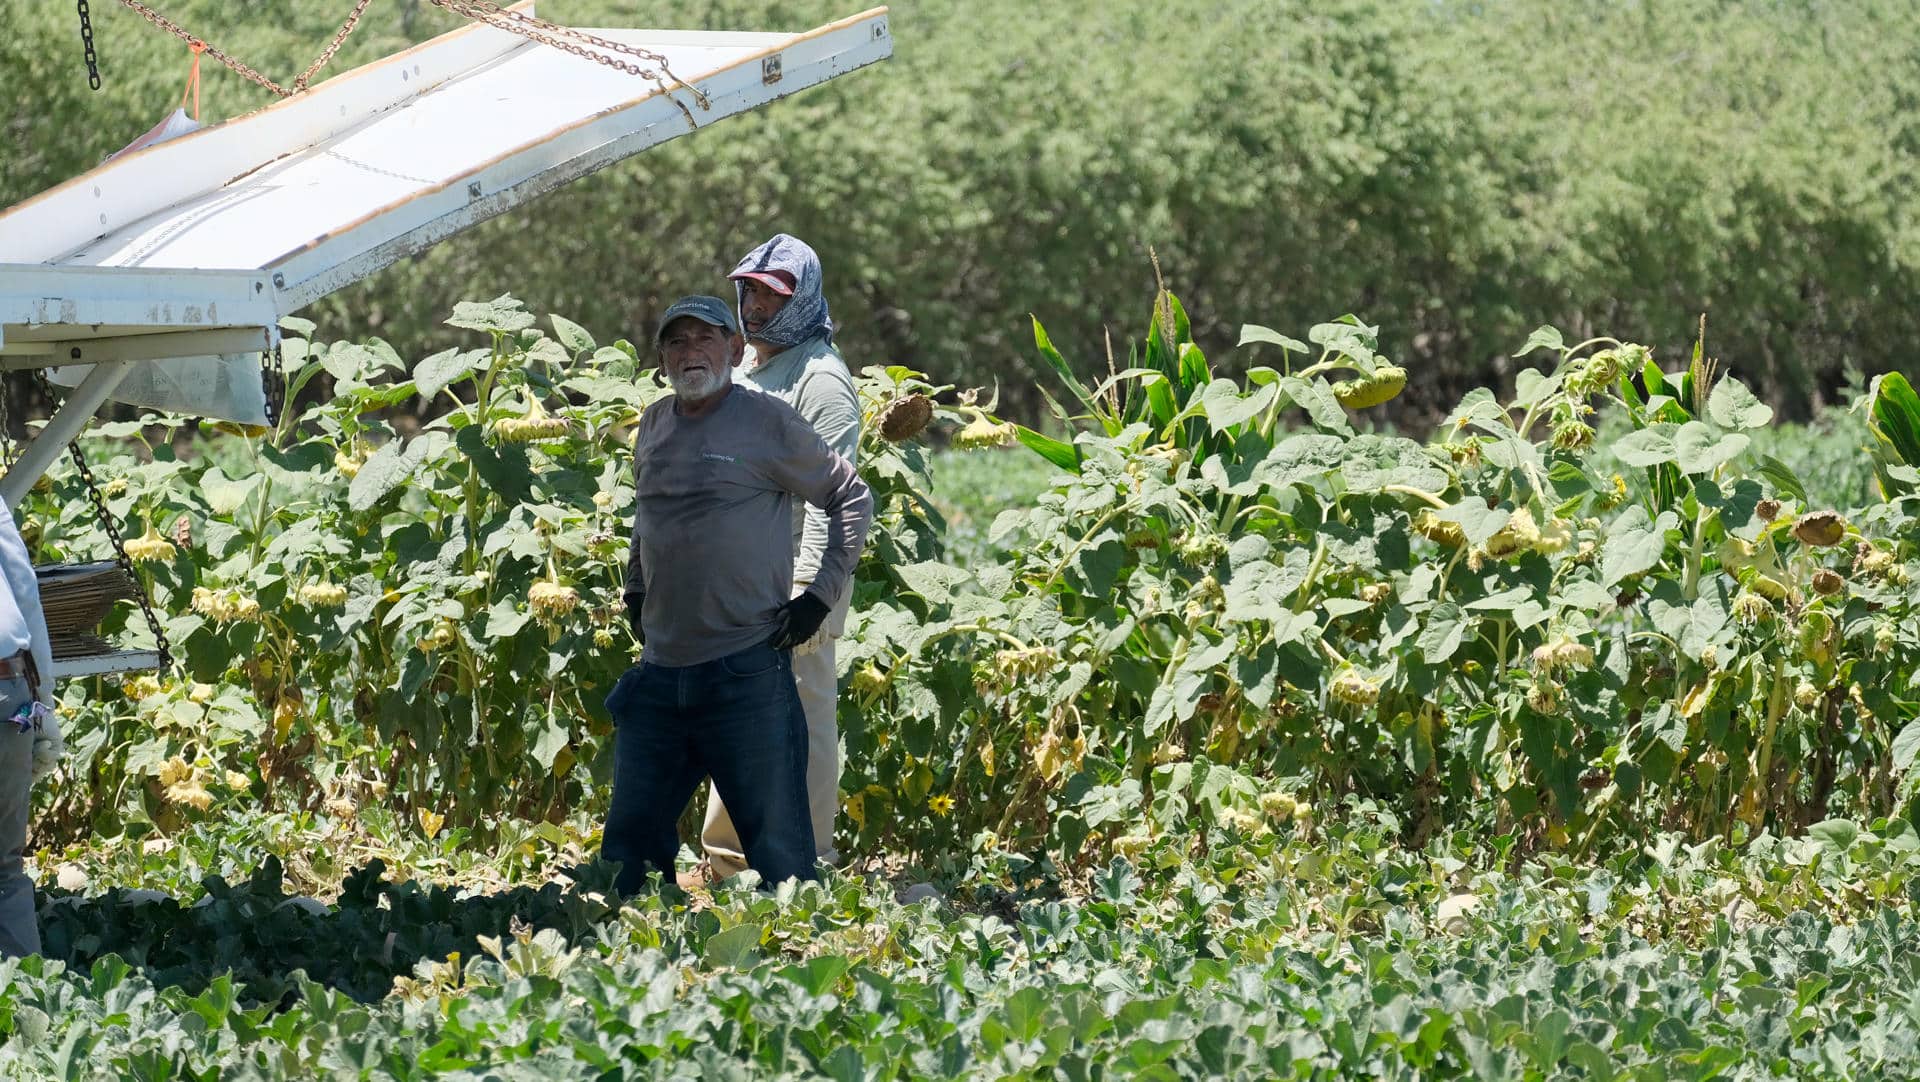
[0,360,132,508]
[0,326,267,370]
[0,265,278,337]
[52,650,162,680]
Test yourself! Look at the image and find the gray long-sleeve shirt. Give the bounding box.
[622,383,873,668]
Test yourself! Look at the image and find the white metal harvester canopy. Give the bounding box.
[0,3,893,511]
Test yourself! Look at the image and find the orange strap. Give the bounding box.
[178,40,205,120]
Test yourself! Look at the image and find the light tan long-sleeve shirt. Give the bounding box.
[740,333,861,635]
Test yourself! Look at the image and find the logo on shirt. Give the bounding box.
[701,452,740,464]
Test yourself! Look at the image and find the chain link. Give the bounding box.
[114,0,294,97]
[29,371,174,672]
[78,0,102,90]
[260,332,283,434]
[0,377,13,472]
[111,0,708,118]
[295,0,377,91]
[427,0,708,118]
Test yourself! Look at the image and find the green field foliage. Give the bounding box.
[15,282,1920,863]
[2,286,1917,1075]
[7,0,1920,417]
[10,1,1920,1072]
[10,804,1920,1078]
[16,285,1920,864]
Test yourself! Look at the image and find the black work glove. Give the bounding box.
[768,592,831,651]
[624,596,644,640]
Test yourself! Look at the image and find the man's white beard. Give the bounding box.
[669,365,729,405]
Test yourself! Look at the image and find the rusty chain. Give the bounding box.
[77,0,103,90]
[28,371,175,672]
[114,0,294,97]
[426,0,709,116]
[294,0,377,91]
[111,0,709,121]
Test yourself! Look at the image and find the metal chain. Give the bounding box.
[427,0,708,114]
[294,0,377,91]
[30,371,174,671]
[114,0,294,98]
[259,333,283,433]
[78,0,103,89]
[0,377,13,471]
[112,0,706,117]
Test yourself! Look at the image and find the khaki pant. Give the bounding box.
[0,676,40,958]
[701,636,840,879]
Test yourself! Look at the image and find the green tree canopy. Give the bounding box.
[5,0,1917,420]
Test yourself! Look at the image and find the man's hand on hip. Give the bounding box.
[768,592,831,650]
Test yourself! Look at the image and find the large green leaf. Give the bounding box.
[1029,315,1104,423]
[529,716,570,770]
[1237,324,1307,355]
[1869,372,1920,497]
[446,294,536,334]
[1177,342,1211,398]
[1437,499,1511,548]
[1613,423,1680,468]
[346,441,408,511]
[1513,325,1565,357]
[1012,424,1082,473]
[1278,377,1352,434]
[894,562,972,604]
[1707,376,1773,430]
[414,348,488,400]
[548,314,596,355]
[1222,559,1309,625]
[1893,721,1920,772]
[1753,455,1809,505]
[1602,506,1678,587]
[200,469,263,516]
[1672,422,1748,475]
[1198,378,1279,434]
[1417,602,1469,663]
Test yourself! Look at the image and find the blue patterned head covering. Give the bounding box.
[729,233,834,350]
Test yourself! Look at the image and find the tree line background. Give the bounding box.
[5,0,1917,423]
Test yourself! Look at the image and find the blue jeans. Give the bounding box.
[600,643,815,892]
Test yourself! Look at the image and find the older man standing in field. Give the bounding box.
[0,493,58,958]
[604,294,872,892]
[683,233,863,888]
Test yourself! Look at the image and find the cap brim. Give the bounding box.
[655,313,731,342]
[729,270,796,296]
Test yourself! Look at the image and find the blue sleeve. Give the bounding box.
[0,497,54,708]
